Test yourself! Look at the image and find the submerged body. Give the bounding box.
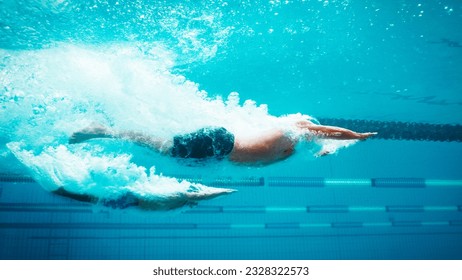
[62,118,376,209]
[69,119,377,164]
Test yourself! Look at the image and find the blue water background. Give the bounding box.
[2,0,461,124]
[1,0,462,259]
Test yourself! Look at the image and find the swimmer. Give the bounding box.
[69,120,377,164]
[62,120,377,209]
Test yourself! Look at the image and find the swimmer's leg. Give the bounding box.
[69,124,172,154]
[116,131,173,154]
[68,123,112,144]
[52,187,96,203]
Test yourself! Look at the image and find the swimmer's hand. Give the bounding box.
[314,132,377,157]
[358,132,378,140]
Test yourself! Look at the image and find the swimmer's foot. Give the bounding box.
[69,124,112,144]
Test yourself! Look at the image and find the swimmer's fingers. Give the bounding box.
[358,132,378,140]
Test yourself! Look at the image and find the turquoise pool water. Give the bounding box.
[1,0,461,259]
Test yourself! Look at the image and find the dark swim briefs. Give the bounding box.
[170,127,235,159]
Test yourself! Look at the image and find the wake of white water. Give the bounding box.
[0,44,357,210]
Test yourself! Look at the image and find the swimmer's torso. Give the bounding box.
[229,130,295,164]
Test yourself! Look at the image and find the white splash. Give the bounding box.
[1,43,356,210]
[7,142,235,209]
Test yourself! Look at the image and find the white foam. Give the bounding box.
[1,43,357,209]
[7,142,235,207]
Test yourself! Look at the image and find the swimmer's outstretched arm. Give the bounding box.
[69,124,172,154]
[296,120,377,140]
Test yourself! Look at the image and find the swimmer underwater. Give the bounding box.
[58,118,377,210]
[69,119,377,163]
